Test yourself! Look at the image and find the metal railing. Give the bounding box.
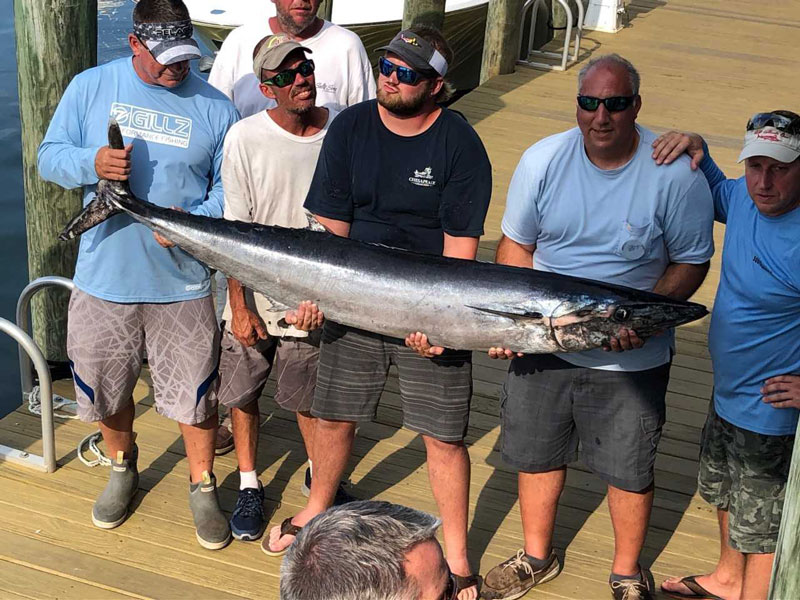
[0,276,75,473]
[518,0,584,72]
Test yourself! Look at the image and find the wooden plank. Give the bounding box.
[0,559,134,600]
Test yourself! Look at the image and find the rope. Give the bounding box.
[77,431,111,468]
[25,386,79,419]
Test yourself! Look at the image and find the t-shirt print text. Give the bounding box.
[111,102,193,148]
[409,166,436,187]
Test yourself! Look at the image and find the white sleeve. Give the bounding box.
[348,41,377,105]
[501,147,545,246]
[208,34,238,100]
[221,128,253,223]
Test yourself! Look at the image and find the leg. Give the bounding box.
[741,553,774,600]
[98,401,136,458]
[231,401,259,473]
[179,412,218,483]
[423,436,474,599]
[607,483,653,576]
[519,467,566,559]
[296,411,317,462]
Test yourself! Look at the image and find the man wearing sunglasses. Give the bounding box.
[652,112,800,600]
[481,54,714,600]
[264,26,491,600]
[215,33,339,544]
[37,0,239,550]
[280,501,457,600]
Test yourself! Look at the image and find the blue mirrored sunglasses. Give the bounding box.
[379,56,424,85]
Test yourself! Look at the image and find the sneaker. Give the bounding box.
[189,471,232,550]
[610,568,655,600]
[301,467,358,505]
[215,423,234,456]
[480,549,561,600]
[230,484,266,541]
[92,445,139,529]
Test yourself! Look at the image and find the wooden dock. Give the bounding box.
[1,0,799,597]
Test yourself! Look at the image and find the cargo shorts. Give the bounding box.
[698,402,794,554]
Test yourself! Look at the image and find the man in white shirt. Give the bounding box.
[208,0,376,117]
[216,34,338,542]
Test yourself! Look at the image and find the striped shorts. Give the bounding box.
[67,288,220,425]
[312,321,473,442]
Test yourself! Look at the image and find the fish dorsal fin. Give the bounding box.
[466,304,544,321]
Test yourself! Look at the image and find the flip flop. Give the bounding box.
[661,575,724,599]
[261,516,302,557]
[453,573,483,597]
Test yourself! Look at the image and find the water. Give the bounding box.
[0,1,163,417]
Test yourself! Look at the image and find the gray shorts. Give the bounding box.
[67,288,220,426]
[501,353,670,491]
[312,321,472,442]
[217,328,320,412]
[698,402,794,554]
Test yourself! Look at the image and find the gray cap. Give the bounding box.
[133,19,201,66]
[252,33,312,77]
[377,30,448,77]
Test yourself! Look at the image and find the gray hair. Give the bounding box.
[577,53,640,95]
[280,501,442,600]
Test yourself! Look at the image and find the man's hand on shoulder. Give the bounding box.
[761,375,800,410]
[285,300,324,331]
[603,328,645,352]
[95,144,133,180]
[651,131,705,170]
[405,332,444,358]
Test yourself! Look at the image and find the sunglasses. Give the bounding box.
[379,56,426,86]
[746,112,800,135]
[577,95,637,112]
[262,59,315,87]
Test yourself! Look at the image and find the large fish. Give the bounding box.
[59,121,708,354]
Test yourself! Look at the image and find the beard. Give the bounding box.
[377,82,431,117]
[276,7,316,35]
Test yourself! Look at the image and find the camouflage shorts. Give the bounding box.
[698,402,794,554]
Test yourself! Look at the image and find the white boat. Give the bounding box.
[185,0,490,90]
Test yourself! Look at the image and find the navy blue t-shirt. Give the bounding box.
[304,100,492,255]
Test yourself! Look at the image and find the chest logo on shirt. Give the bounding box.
[110,103,193,149]
[409,166,436,188]
[316,82,338,94]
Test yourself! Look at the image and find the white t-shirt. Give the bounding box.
[208,20,376,118]
[220,108,339,335]
[502,125,715,371]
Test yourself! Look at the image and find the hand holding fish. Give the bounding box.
[603,328,645,352]
[761,375,800,410]
[95,144,133,180]
[488,347,524,360]
[405,332,444,358]
[285,300,324,331]
[231,305,268,347]
[651,131,705,170]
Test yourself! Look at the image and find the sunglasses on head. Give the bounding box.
[379,56,428,85]
[262,59,315,87]
[746,112,800,135]
[577,95,637,112]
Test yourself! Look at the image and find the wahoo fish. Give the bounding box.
[59,121,708,354]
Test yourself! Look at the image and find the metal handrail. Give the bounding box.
[518,0,584,72]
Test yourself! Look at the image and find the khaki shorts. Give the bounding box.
[67,289,220,425]
[217,328,320,412]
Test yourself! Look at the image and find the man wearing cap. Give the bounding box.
[209,0,375,118]
[215,33,338,542]
[38,0,238,550]
[262,26,492,600]
[652,112,800,600]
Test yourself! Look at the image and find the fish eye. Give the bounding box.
[613,307,631,322]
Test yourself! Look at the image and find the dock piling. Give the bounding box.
[768,422,800,599]
[481,0,525,83]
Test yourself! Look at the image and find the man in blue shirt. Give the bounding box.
[653,112,800,600]
[38,0,238,550]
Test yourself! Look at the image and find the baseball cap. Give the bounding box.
[133,19,202,65]
[253,34,312,77]
[377,30,448,77]
[738,112,800,163]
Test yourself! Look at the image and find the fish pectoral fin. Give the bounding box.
[465,305,544,321]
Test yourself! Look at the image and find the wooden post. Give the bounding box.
[768,422,800,599]
[14,0,97,361]
[402,0,446,31]
[317,0,333,21]
[480,0,524,83]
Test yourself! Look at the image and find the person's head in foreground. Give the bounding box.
[739,110,800,217]
[280,500,455,600]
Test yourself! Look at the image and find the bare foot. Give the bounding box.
[449,556,479,600]
[265,508,319,554]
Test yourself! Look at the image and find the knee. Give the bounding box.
[316,418,356,435]
[422,435,466,455]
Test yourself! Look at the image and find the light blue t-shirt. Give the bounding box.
[502,126,714,371]
[701,150,800,435]
[38,57,239,303]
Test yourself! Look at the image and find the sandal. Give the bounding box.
[261,516,302,557]
[661,575,724,599]
[452,573,482,597]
